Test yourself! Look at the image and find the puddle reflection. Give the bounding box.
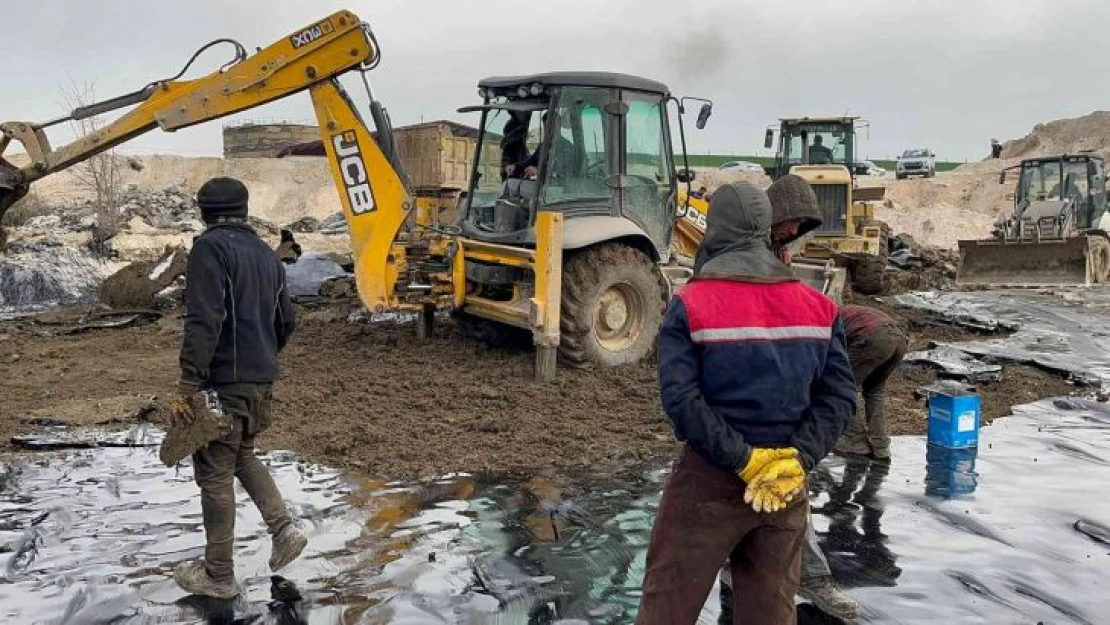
[1,398,1109,623]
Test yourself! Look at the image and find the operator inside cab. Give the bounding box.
[502,112,579,183]
[809,134,834,165]
[500,113,530,182]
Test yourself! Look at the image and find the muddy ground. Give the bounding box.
[0,297,1076,479]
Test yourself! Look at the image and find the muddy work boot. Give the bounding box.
[269,524,308,571]
[174,560,241,599]
[799,577,860,620]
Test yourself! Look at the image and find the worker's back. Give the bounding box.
[181,222,295,387]
[666,279,846,445]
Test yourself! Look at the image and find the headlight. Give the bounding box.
[529,82,543,96]
[477,88,487,99]
[517,86,529,98]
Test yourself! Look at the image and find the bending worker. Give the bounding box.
[834,304,907,460]
[637,181,856,625]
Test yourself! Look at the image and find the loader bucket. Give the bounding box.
[0,157,28,247]
[0,183,29,251]
[956,237,1091,287]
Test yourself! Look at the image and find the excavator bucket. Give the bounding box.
[956,237,1092,288]
[0,184,28,251]
[0,157,28,247]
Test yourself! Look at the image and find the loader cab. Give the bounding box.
[459,72,684,257]
[1006,155,1107,229]
[765,117,864,236]
[766,117,858,180]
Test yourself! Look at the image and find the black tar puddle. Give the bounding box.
[0,398,1108,624]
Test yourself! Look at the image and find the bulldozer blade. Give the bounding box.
[956,237,1092,288]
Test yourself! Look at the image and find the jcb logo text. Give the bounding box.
[679,203,707,230]
[333,131,376,215]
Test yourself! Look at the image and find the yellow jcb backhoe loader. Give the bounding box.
[0,10,715,380]
[957,154,1110,287]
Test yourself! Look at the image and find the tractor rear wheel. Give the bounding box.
[559,244,667,368]
[850,219,891,295]
[850,258,886,295]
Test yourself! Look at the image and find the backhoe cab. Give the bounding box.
[457,72,708,368]
[764,117,889,294]
[957,154,1110,287]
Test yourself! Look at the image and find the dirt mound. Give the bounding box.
[877,171,1011,248]
[98,246,187,309]
[876,196,999,249]
[10,154,341,226]
[1000,111,1110,160]
[689,168,771,193]
[882,110,1110,247]
[882,235,959,294]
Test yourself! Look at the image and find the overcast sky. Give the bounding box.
[2,0,1107,163]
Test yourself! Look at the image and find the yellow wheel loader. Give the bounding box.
[0,10,715,379]
[763,117,889,295]
[672,190,847,301]
[957,154,1110,287]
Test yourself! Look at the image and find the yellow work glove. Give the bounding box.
[744,456,806,513]
[738,448,798,484]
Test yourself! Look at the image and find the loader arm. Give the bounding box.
[0,10,415,311]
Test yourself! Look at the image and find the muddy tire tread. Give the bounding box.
[558,244,667,369]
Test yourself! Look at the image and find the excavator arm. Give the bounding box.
[0,9,416,311]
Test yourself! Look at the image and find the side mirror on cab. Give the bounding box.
[676,168,696,183]
[696,103,712,130]
[764,128,774,150]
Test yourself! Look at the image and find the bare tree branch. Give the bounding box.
[60,79,124,255]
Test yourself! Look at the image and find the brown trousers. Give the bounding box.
[637,446,809,625]
[840,326,908,457]
[193,383,291,580]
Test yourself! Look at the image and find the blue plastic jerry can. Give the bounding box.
[926,386,981,449]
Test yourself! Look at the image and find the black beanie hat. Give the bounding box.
[198,177,249,223]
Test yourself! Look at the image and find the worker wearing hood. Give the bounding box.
[717,173,864,622]
[767,173,823,264]
[637,182,855,625]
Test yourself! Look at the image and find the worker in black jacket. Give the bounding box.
[173,177,306,599]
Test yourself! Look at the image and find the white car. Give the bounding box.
[718,160,764,173]
[896,148,936,179]
[855,160,886,177]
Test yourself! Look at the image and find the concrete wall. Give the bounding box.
[223,124,320,158]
